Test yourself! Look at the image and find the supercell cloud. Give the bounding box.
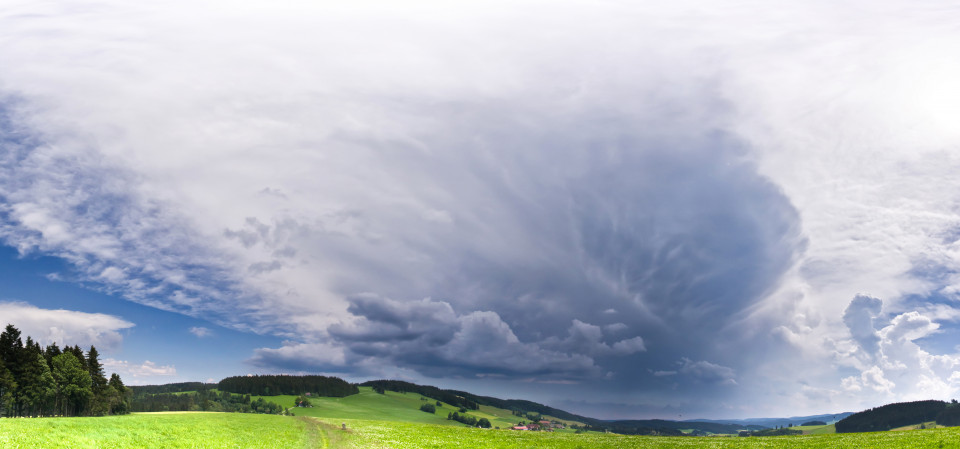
[2,0,960,417]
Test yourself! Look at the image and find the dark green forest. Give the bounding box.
[835,400,948,432]
[218,374,358,397]
[0,324,129,417]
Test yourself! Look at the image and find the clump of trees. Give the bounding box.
[0,324,129,417]
[419,403,436,413]
[218,375,358,397]
[447,411,492,428]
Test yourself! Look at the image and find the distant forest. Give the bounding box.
[0,324,129,417]
[219,374,358,397]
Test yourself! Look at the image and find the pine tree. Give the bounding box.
[44,343,61,370]
[108,373,129,415]
[0,362,15,417]
[67,345,88,372]
[87,346,109,415]
[0,324,25,416]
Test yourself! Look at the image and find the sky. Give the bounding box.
[2,0,960,420]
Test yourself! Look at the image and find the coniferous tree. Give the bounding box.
[87,346,109,415]
[67,345,88,372]
[0,325,22,370]
[0,361,15,417]
[0,325,25,416]
[108,373,129,415]
[44,343,61,370]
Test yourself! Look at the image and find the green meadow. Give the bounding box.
[4,411,960,448]
[337,418,960,448]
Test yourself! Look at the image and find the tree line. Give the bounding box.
[218,374,358,397]
[0,324,129,417]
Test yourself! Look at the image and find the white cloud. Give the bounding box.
[831,296,960,406]
[188,326,212,338]
[0,301,133,351]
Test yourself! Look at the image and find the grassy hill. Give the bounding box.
[252,387,583,430]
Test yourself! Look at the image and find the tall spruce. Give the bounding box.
[44,343,61,369]
[0,325,26,416]
[0,361,15,417]
[87,346,109,415]
[108,373,128,415]
[67,345,88,372]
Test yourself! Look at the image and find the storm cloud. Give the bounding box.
[3,0,960,418]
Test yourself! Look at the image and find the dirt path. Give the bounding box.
[298,416,330,448]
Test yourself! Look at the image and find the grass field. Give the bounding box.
[253,387,581,430]
[332,418,960,448]
[5,411,960,448]
[0,412,321,449]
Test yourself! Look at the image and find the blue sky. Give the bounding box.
[3,0,960,420]
[0,244,286,384]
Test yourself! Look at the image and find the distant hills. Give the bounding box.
[140,377,960,437]
[684,412,854,430]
